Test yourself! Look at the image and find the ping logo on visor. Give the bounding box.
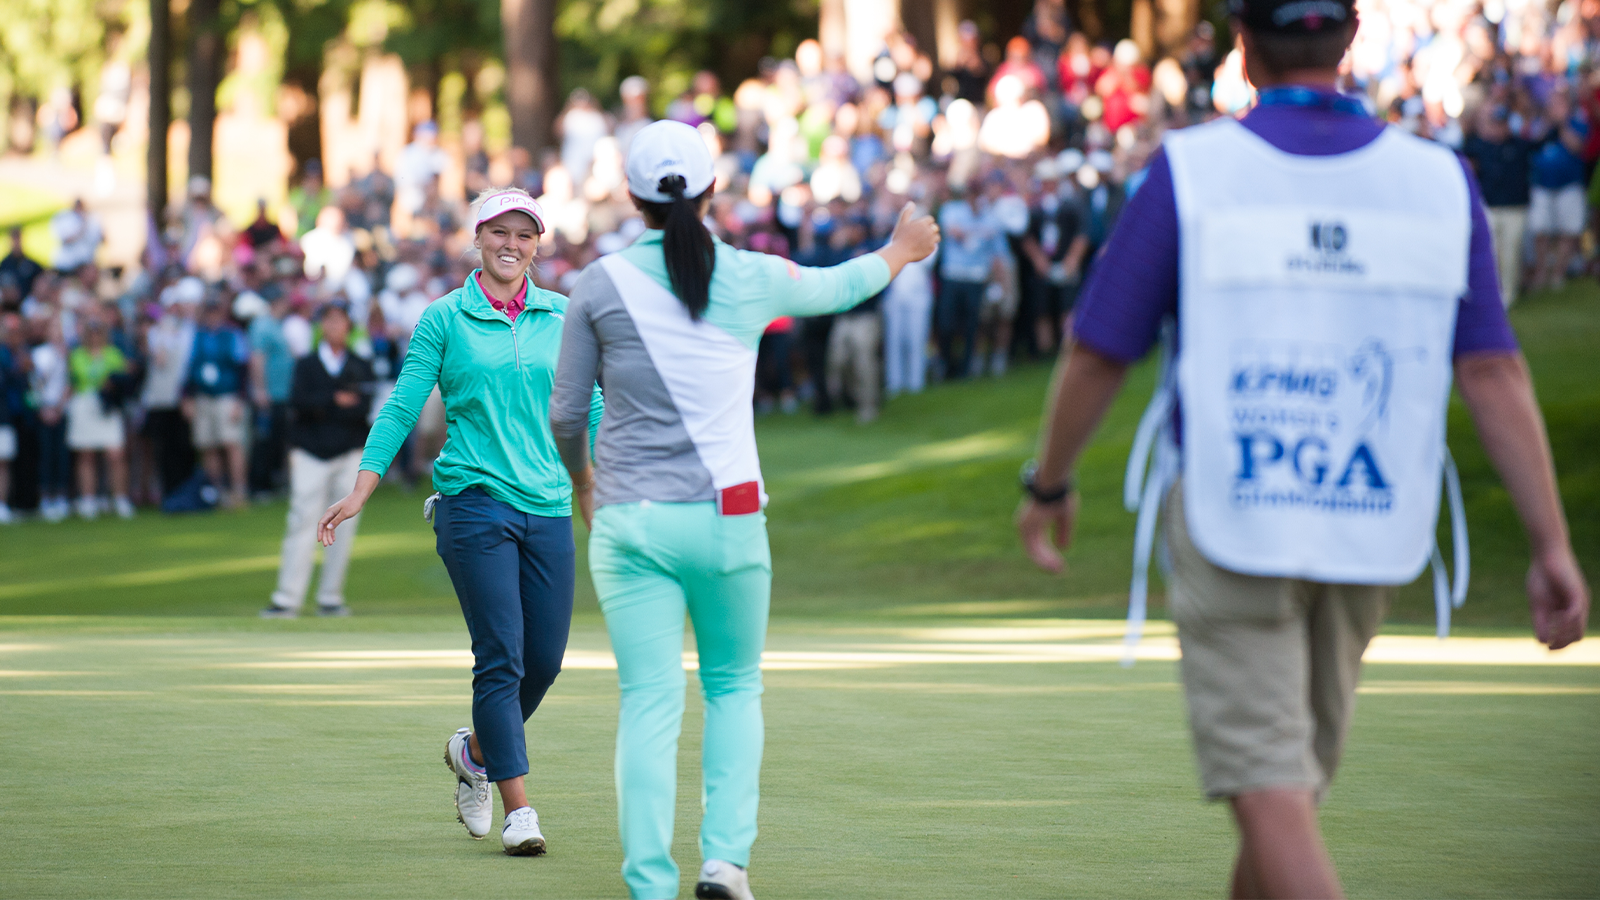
[474,193,547,234]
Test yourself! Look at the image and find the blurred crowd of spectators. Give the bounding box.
[3,0,1599,522]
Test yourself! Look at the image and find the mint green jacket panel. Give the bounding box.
[617,230,892,349]
[359,271,604,516]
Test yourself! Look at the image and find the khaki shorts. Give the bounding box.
[1164,480,1391,801]
[191,394,245,448]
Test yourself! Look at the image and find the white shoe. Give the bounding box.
[695,860,754,900]
[114,497,135,519]
[41,499,67,523]
[501,806,546,856]
[75,497,98,520]
[444,728,492,839]
[0,503,13,524]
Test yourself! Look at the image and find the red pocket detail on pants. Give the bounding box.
[717,481,761,516]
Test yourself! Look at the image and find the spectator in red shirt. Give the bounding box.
[1057,33,1103,107]
[989,36,1048,103]
[1095,39,1152,132]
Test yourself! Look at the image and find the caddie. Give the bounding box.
[1014,0,1591,896]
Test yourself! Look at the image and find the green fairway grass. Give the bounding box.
[0,283,1596,898]
[0,617,1596,899]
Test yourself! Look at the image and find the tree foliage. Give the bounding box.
[556,0,816,110]
[0,0,140,111]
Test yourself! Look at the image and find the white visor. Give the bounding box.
[474,192,546,233]
[626,120,716,203]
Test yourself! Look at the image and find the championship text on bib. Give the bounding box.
[1166,120,1471,585]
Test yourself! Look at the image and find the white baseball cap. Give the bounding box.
[473,191,547,233]
[626,120,715,203]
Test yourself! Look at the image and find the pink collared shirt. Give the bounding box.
[478,271,529,321]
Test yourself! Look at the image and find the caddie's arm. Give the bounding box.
[1455,350,1590,649]
[1017,342,1128,573]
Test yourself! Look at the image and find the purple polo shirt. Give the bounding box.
[1073,94,1519,364]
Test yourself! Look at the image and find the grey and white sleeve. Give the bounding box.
[550,281,601,475]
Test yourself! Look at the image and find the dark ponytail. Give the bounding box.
[640,174,715,320]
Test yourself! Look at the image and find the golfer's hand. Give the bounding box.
[1528,545,1589,650]
[1017,494,1079,574]
[318,493,365,547]
[574,484,595,531]
[887,202,940,263]
[571,466,596,530]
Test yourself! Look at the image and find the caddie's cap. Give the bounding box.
[472,191,547,234]
[626,120,715,203]
[1229,0,1354,34]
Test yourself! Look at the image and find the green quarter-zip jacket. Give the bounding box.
[360,270,603,516]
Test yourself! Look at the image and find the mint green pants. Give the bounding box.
[589,501,772,900]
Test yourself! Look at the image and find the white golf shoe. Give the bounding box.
[444,728,492,839]
[501,806,546,856]
[695,859,754,900]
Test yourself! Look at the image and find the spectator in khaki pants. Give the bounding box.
[183,298,250,507]
[262,301,372,618]
[1463,102,1532,308]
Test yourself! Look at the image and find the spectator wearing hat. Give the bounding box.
[248,285,296,496]
[301,206,357,289]
[821,217,886,423]
[949,21,993,106]
[263,301,373,618]
[1463,102,1533,308]
[936,181,997,379]
[1021,158,1090,356]
[1527,87,1588,291]
[141,278,201,499]
[614,76,654,162]
[880,72,937,156]
[30,314,71,522]
[179,178,227,270]
[183,297,250,508]
[51,199,103,274]
[988,36,1048,101]
[397,122,448,219]
[1096,40,1153,133]
[978,75,1052,159]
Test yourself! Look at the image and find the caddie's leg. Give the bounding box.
[1306,583,1390,792]
[1229,788,1342,899]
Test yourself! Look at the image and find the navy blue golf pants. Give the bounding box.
[433,488,575,783]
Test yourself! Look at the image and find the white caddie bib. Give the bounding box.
[1165,119,1470,585]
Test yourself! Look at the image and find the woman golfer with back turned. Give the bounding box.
[317,187,603,856]
[549,120,939,900]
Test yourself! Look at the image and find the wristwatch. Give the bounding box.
[1020,459,1074,504]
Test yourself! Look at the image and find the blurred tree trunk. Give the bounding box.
[1130,0,1154,59]
[900,0,940,70]
[502,0,557,154]
[1071,0,1106,40]
[1155,0,1199,57]
[148,0,170,221]
[186,0,222,181]
[819,0,846,63]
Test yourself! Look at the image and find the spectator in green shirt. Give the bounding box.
[66,315,132,519]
